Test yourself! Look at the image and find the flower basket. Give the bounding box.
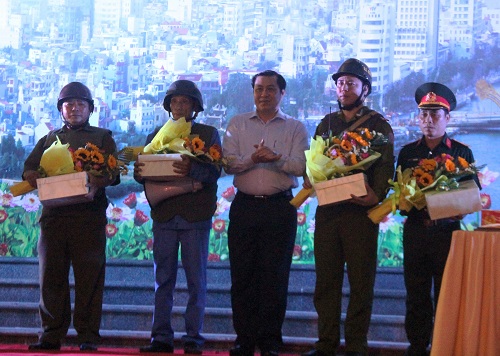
[37,172,91,207]
[137,154,183,181]
[425,179,481,220]
[314,173,366,206]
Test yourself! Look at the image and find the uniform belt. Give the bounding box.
[422,218,456,227]
[237,189,293,200]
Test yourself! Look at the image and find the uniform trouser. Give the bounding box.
[313,206,378,355]
[37,214,106,345]
[150,222,209,346]
[227,193,297,351]
[402,219,459,353]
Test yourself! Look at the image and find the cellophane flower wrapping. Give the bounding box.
[290,128,385,208]
[368,154,481,223]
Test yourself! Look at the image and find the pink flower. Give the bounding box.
[147,238,154,250]
[106,204,133,221]
[21,193,40,212]
[478,167,499,187]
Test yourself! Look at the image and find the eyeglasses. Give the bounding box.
[335,80,358,90]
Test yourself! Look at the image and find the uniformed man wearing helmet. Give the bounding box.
[23,82,119,351]
[302,59,395,356]
[134,80,221,354]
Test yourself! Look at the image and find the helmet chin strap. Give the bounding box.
[338,92,365,111]
[60,111,90,130]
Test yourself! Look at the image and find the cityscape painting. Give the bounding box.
[0,0,499,265]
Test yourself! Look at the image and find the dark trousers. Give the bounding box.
[227,192,297,351]
[313,205,379,354]
[403,218,459,352]
[38,214,106,345]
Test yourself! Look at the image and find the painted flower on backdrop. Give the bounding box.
[105,224,118,238]
[21,193,40,212]
[106,204,134,222]
[477,166,499,187]
[379,214,396,233]
[221,186,236,202]
[137,191,149,205]
[215,197,231,216]
[480,193,492,209]
[124,192,137,209]
[1,190,20,207]
[0,209,8,223]
[307,219,315,234]
[297,212,306,226]
[0,243,8,256]
[212,219,226,233]
[134,210,149,226]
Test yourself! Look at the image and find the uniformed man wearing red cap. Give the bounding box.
[396,82,481,356]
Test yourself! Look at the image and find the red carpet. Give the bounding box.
[0,344,230,356]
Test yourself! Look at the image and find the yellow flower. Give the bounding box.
[91,151,105,164]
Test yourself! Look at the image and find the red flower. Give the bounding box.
[0,243,8,256]
[134,210,150,226]
[297,212,306,226]
[480,193,492,209]
[208,253,220,262]
[0,210,7,223]
[124,192,137,208]
[212,218,226,233]
[105,224,118,238]
[147,238,154,251]
[222,186,236,202]
[293,244,302,259]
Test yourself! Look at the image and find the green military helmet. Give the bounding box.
[332,58,372,95]
[163,80,204,113]
[57,82,94,112]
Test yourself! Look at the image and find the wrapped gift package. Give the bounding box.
[137,154,183,181]
[425,179,481,220]
[37,172,91,207]
[314,173,366,206]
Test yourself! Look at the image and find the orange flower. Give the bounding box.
[350,153,358,165]
[445,159,456,172]
[457,156,469,169]
[209,144,222,160]
[363,128,373,139]
[341,139,352,151]
[420,159,437,171]
[418,172,434,187]
[191,137,205,151]
[412,167,426,179]
[91,150,105,164]
[107,154,117,169]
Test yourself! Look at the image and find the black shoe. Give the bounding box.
[229,345,255,356]
[80,342,98,351]
[140,341,174,353]
[28,341,61,350]
[184,341,202,355]
[301,349,330,356]
[261,351,279,356]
